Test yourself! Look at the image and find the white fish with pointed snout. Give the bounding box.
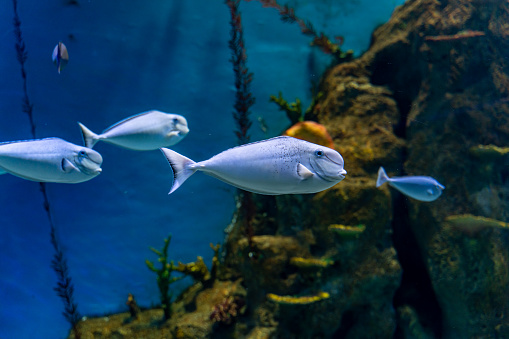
[0,138,103,183]
[376,166,445,202]
[78,110,189,150]
[160,136,347,195]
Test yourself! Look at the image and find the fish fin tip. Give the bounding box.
[376,166,389,187]
[297,163,314,179]
[78,122,99,149]
[160,148,197,194]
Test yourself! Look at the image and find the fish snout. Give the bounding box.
[180,126,190,135]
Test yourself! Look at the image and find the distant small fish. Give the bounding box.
[161,136,347,195]
[52,42,69,74]
[376,166,444,202]
[0,138,102,183]
[78,110,189,150]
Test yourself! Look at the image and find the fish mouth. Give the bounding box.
[79,157,102,175]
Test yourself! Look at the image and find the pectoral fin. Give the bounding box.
[61,158,78,173]
[427,188,433,195]
[297,163,314,179]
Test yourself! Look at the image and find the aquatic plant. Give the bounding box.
[245,0,353,62]
[266,291,330,305]
[270,91,324,124]
[145,235,183,321]
[226,0,255,145]
[12,1,81,337]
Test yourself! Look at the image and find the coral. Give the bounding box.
[125,293,141,320]
[328,224,366,239]
[146,235,183,320]
[175,243,221,287]
[289,257,334,269]
[245,0,353,62]
[445,214,509,234]
[209,295,246,325]
[283,121,334,149]
[266,291,330,305]
[424,30,486,42]
[470,144,509,160]
[226,0,255,145]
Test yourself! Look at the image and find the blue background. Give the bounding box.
[0,0,404,337]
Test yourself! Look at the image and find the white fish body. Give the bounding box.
[161,136,347,195]
[376,166,444,202]
[0,138,102,183]
[78,110,189,150]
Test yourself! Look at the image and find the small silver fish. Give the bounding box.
[376,166,445,202]
[78,110,189,150]
[52,42,69,74]
[161,136,347,195]
[0,138,102,183]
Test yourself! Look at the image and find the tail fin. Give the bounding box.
[78,122,100,149]
[376,166,390,187]
[160,148,197,194]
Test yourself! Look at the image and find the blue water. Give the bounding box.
[0,0,404,337]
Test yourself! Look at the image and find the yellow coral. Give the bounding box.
[329,224,366,238]
[445,214,509,231]
[266,292,330,305]
[289,257,334,268]
[469,144,509,160]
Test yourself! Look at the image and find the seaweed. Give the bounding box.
[145,235,183,321]
[11,1,81,337]
[226,0,258,255]
[245,0,353,62]
[226,0,255,146]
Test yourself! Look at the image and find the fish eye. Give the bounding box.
[315,149,324,157]
[79,150,87,157]
[173,118,179,125]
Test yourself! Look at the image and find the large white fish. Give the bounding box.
[78,110,189,150]
[0,138,102,183]
[376,166,444,202]
[161,136,347,195]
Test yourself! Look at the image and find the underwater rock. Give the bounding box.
[351,0,509,337]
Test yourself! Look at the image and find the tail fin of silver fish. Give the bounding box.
[160,148,197,194]
[376,166,389,187]
[78,122,100,149]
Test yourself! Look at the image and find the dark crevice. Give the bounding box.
[370,51,444,337]
[391,190,443,338]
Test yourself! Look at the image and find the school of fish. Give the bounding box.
[1,44,444,198]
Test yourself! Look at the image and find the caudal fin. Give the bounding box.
[376,166,390,188]
[78,122,100,149]
[160,148,197,194]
